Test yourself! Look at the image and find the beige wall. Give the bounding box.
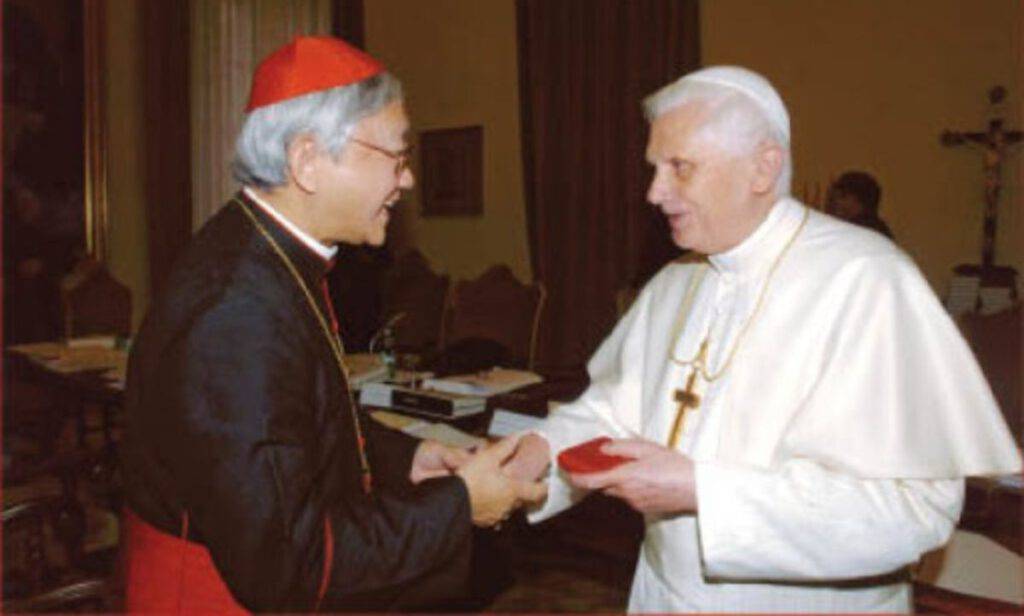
[702,0,1021,293]
[107,0,1021,321]
[104,0,150,328]
[364,0,1020,292]
[364,0,533,282]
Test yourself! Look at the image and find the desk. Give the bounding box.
[5,343,125,401]
[961,476,1023,556]
[5,344,125,454]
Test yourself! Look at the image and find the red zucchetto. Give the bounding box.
[245,36,384,112]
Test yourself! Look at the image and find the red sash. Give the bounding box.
[121,508,247,614]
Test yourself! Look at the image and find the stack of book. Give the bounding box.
[422,368,543,396]
[359,382,487,419]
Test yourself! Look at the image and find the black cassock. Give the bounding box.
[121,191,472,612]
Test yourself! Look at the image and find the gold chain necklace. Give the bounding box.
[234,198,373,495]
[670,205,810,382]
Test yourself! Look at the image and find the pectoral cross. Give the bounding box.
[668,339,708,448]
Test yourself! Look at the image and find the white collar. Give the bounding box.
[243,187,337,261]
[708,197,805,274]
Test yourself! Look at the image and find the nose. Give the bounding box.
[646,168,667,206]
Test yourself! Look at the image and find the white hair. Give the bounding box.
[232,72,403,189]
[643,73,793,197]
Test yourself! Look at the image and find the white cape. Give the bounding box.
[531,198,1021,612]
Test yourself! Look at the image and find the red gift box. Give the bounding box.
[557,437,633,474]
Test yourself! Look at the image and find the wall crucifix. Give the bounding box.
[940,86,1022,273]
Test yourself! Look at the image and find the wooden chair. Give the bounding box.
[441,265,546,370]
[60,258,132,340]
[59,258,132,444]
[3,487,116,611]
[381,250,450,355]
[958,304,1021,447]
[615,286,639,317]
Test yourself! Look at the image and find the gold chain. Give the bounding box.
[233,198,373,494]
[670,206,810,382]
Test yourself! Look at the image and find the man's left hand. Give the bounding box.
[410,440,472,484]
[568,439,697,515]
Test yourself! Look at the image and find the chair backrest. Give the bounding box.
[60,258,132,339]
[615,286,639,317]
[381,250,450,353]
[2,495,110,611]
[442,265,546,370]
[958,304,1021,447]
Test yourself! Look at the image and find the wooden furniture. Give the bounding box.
[2,495,113,612]
[913,581,1021,613]
[960,476,1022,557]
[441,265,546,370]
[381,250,450,355]
[60,258,132,339]
[958,304,1021,447]
[52,258,131,450]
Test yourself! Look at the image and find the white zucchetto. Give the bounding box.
[681,66,790,143]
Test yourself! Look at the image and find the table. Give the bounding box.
[5,343,125,456]
[962,476,1023,556]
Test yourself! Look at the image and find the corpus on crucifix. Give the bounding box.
[940,85,1021,302]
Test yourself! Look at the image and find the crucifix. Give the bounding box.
[941,86,1022,273]
[668,339,708,448]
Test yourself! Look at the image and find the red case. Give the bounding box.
[557,437,632,474]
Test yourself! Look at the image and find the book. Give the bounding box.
[359,382,486,418]
[978,286,1013,315]
[946,274,980,316]
[345,353,389,388]
[370,410,486,449]
[423,368,543,397]
[488,408,544,437]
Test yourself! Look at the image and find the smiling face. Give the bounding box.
[645,102,778,255]
[312,99,414,247]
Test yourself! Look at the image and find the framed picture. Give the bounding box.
[419,125,483,217]
[3,0,107,342]
[3,0,107,258]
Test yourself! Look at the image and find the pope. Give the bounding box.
[505,65,1022,613]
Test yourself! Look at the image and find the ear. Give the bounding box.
[285,134,322,194]
[751,142,784,196]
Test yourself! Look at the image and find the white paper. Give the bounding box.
[423,368,543,397]
[403,421,486,449]
[488,408,544,437]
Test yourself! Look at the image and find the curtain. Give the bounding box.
[142,1,192,295]
[517,0,700,369]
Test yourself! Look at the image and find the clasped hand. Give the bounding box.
[410,436,548,528]
[501,434,697,515]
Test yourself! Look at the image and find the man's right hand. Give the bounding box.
[502,432,551,482]
[456,435,547,527]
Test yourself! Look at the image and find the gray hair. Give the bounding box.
[643,78,792,197]
[232,72,403,189]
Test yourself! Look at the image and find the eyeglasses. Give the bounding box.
[349,138,413,177]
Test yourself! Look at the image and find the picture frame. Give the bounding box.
[419,125,483,217]
[3,0,107,261]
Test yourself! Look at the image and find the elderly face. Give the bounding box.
[314,99,414,246]
[645,102,771,254]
